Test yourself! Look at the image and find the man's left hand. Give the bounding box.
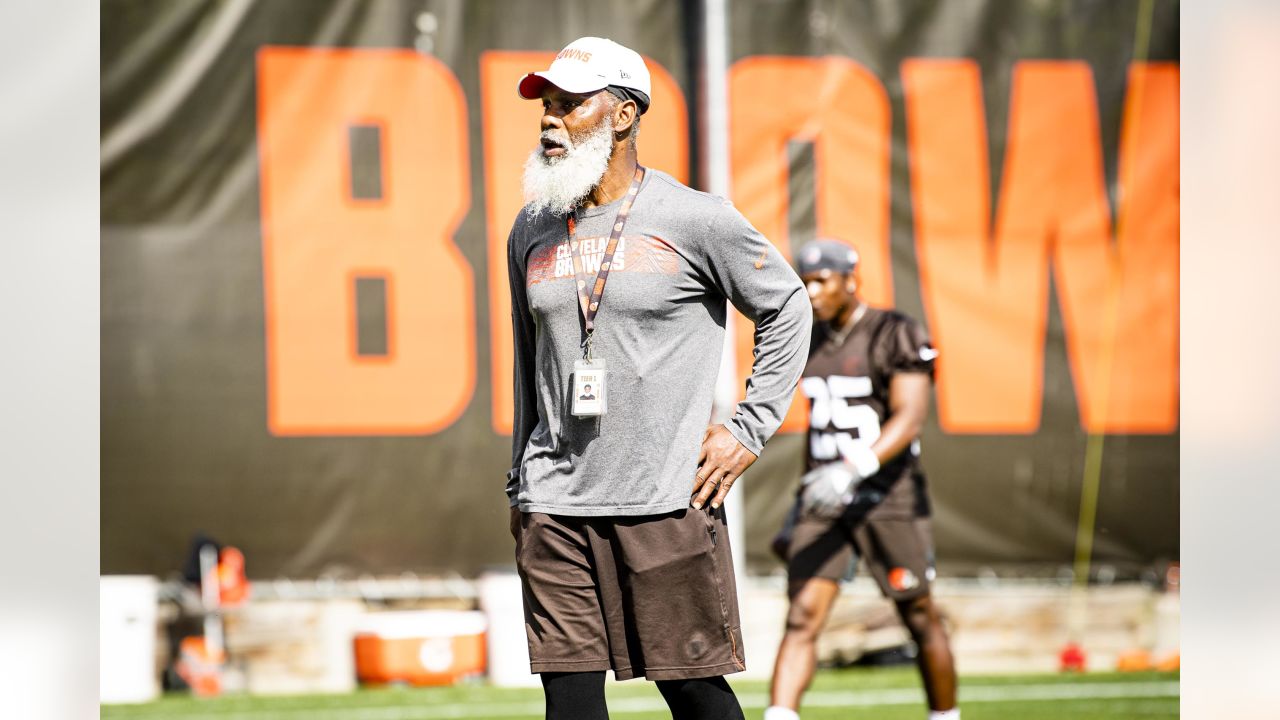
[692,424,758,510]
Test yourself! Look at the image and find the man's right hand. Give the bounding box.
[509,505,523,541]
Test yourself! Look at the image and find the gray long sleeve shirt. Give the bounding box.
[507,169,811,516]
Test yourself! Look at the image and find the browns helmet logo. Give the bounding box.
[888,567,919,592]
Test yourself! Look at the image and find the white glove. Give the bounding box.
[799,446,880,519]
[799,463,858,519]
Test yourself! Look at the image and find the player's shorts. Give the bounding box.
[510,505,745,680]
[786,510,935,603]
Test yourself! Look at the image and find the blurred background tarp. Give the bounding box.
[102,0,1178,579]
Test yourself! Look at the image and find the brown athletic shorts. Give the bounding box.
[510,505,745,681]
[786,510,935,603]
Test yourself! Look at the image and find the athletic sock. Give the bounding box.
[927,709,960,720]
[764,706,801,720]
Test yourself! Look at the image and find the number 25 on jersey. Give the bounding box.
[802,375,881,462]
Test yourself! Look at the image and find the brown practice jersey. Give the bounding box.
[801,306,937,519]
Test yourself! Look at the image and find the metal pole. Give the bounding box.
[199,543,224,658]
[703,0,730,199]
[702,0,747,591]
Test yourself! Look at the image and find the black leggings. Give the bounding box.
[541,672,744,720]
[542,672,607,720]
[656,676,745,720]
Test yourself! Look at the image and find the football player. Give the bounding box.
[764,240,958,720]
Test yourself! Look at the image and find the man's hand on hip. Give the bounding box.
[692,424,758,510]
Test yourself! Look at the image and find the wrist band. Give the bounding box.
[847,444,880,479]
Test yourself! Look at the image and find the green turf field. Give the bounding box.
[101,668,1178,719]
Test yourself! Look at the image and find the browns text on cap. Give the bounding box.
[517,37,652,113]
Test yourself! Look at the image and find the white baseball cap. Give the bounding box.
[517,37,651,112]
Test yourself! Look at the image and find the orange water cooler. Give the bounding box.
[354,611,487,686]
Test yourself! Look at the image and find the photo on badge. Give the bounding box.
[572,358,607,416]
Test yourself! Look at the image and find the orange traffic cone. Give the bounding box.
[175,636,225,697]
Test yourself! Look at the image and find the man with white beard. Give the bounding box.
[504,37,812,720]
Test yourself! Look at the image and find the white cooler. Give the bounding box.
[478,571,540,687]
[100,575,160,704]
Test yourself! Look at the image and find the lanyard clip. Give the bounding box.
[583,331,594,362]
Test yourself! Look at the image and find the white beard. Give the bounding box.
[521,116,615,217]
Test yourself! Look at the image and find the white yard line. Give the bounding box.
[104,680,1180,720]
